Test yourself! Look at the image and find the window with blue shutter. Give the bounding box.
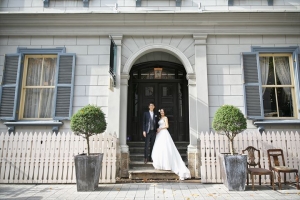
[0,48,76,133]
[243,47,300,121]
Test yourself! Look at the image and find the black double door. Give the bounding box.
[127,80,189,142]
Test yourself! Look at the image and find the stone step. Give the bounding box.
[130,153,187,162]
[129,146,188,154]
[129,161,155,170]
[128,169,179,181]
[128,141,189,147]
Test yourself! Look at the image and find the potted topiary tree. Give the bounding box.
[71,104,107,191]
[212,105,247,191]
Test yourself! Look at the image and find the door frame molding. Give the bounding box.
[119,44,196,153]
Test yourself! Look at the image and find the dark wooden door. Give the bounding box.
[129,82,184,141]
[157,83,178,141]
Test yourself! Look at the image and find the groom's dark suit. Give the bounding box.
[143,111,157,163]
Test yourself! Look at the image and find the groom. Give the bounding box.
[143,102,157,164]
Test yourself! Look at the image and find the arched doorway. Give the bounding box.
[127,61,189,142]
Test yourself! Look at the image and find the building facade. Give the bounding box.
[1,0,300,177]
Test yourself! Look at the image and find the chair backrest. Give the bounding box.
[242,146,261,168]
[267,149,286,170]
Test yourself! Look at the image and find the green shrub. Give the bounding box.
[212,105,247,155]
[71,104,107,155]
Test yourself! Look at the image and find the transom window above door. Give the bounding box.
[131,64,185,80]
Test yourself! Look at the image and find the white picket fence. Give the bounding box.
[0,132,118,184]
[198,131,300,184]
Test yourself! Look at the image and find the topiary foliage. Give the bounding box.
[212,105,247,155]
[71,104,107,155]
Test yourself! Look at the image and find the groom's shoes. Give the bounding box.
[144,158,148,164]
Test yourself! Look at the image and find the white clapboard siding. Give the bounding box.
[0,132,118,184]
[198,131,300,184]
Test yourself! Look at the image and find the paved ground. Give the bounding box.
[0,182,299,200]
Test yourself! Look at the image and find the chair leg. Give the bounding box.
[251,174,254,190]
[270,173,274,190]
[277,172,282,190]
[247,173,249,185]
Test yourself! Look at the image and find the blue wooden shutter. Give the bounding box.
[53,53,75,120]
[0,54,22,120]
[242,52,264,119]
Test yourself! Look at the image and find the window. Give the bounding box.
[109,39,117,87]
[0,48,75,122]
[20,55,57,119]
[242,47,300,120]
[260,55,295,118]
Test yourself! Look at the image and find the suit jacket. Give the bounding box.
[143,111,158,134]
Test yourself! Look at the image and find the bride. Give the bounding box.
[151,108,191,180]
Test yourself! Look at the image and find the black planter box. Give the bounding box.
[219,154,247,191]
[74,153,103,191]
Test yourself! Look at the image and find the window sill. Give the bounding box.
[253,119,300,133]
[4,121,63,134]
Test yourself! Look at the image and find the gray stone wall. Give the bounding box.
[0,35,111,133]
[207,34,300,131]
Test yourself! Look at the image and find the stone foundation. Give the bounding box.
[188,151,200,178]
[120,152,129,178]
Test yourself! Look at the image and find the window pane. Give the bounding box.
[39,88,55,118]
[162,86,172,97]
[263,87,278,117]
[277,87,293,117]
[42,58,56,86]
[145,87,153,96]
[141,69,154,79]
[23,88,55,118]
[263,87,293,117]
[24,88,40,118]
[274,57,291,86]
[27,58,42,86]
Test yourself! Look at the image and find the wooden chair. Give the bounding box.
[267,149,299,190]
[242,146,274,190]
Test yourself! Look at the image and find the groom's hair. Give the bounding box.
[149,102,155,106]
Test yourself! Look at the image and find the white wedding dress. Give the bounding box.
[151,117,191,180]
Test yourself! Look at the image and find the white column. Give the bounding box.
[120,74,130,152]
[187,74,197,152]
[194,34,209,133]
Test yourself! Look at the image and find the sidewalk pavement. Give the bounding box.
[0,182,299,200]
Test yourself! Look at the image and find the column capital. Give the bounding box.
[193,34,207,45]
[121,74,130,80]
[186,73,196,80]
[186,73,196,85]
[121,74,130,85]
[109,35,123,45]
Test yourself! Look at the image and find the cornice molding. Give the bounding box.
[0,13,299,36]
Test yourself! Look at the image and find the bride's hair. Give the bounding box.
[158,108,166,119]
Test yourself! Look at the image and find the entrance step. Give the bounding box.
[128,141,189,163]
[129,168,179,181]
[129,161,155,170]
[127,141,189,180]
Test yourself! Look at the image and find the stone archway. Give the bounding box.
[122,44,194,75]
